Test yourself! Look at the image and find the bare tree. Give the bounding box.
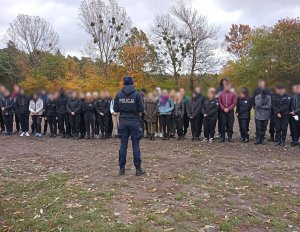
[7,14,59,54]
[151,14,189,87]
[171,1,220,90]
[79,0,131,76]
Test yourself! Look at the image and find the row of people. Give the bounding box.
[1,80,300,147]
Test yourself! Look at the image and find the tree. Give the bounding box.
[224,24,251,60]
[171,0,220,90]
[79,0,132,76]
[151,14,189,87]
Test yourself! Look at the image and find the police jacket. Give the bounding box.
[56,95,68,115]
[186,94,204,118]
[45,100,57,117]
[291,94,300,115]
[67,98,82,114]
[236,97,252,119]
[272,94,292,117]
[113,85,144,121]
[202,98,219,120]
[82,101,95,113]
[95,99,110,115]
[15,94,30,114]
[0,96,14,116]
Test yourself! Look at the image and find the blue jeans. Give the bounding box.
[118,120,142,168]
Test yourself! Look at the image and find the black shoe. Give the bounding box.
[192,137,195,141]
[61,134,66,138]
[240,137,245,142]
[119,167,125,176]
[268,134,275,142]
[281,140,286,146]
[276,140,282,146]
[254,138,261,145]
[291,142,298,147]
[228,137,233,143]
[136,168,145,176]
[219,137,225,143]
[261,138,266,145]
[243,138,249,143]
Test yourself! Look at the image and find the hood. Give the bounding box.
[122,85,136,96]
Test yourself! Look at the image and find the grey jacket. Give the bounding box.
[29,98,44,116]
[255,95,271,121]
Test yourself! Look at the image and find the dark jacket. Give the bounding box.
[45,100,57,117]
[0,96,14,116]
[95,99,110,115]
[113,85,144,121]
[255,95,272,121]
[144,100,158,123]
[186,95,204,118]
[82,101,96,113]
[56,94,68,115]
[291,94,300,115]
[67,98,82,114]
[272,93,292,117]
[202,98,219,120]
[174,102,185,118]
[236,97,252,119]
[15,94,30,114]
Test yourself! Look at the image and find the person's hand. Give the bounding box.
[236,113,239,116]
[224,108,229,113]
[71,112,75,116]
[113,112,117,116]
[190,117,193,119]
[204,114,207,117]
[290,111,295,116]
[100,113,104,116]
[1,107,4,111]
[277,113,281,118]
[45,117,47,120]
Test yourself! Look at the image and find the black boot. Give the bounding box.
[280,139,286,146]
[119,167,125,176]
[136,167,145,176]
[276,139,282,146]
[152,134,155,141]
[261,138,266,145]
[254,137,261,145]
[268,134,275,142]
[243,136,249,143]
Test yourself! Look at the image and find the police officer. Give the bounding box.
[113,76,145,176]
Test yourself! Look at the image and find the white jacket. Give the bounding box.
[29,98,44,116]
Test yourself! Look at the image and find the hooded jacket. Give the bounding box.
[45,100,57,117]
[82,101,96,113]
[291,94,300,115]
[255,95,271,121]
[186,94,204,118]
[56,93,68,115]
[67,98,82,114]
[236,97,252,119]
[15,94,30,114]
[0,96,14,116]
[202,98,219,120]
[95,98,110,115]
[158,97,174,115]
[144,100,158,123]
[272,93,292,117]
[174,102,185,118]
[113,85,144,121]
[29,98,44,116]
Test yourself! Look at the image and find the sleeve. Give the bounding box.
[228,94,237,111]
[113,94,120,113]
[74,100,82,114]
[103,101,110,115]
[218,95,225,111]
[137,93,144,113]
[36,100,44,114]
[168,99,174,112]
[5,100,14,111]
[110,100,114,114]
[186,101,191,117]
[181,103,185,118]
[29,101,35,113]
[66,100,72,113]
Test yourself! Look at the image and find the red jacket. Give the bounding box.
[218,90,237,112]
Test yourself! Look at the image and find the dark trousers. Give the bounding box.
[15,113,20,132]
[3,115,13,133]
[183,113,189,135]
[175,116,184,137]
[48,116,57,135]
[290,116,300,143]
[32,115,42,134]
[140,115,145,137]
[0,111,5,131]
[190,114,201,138]
[220,111,234,138]
[118,120,142,168]
[160,114,172,137]
[269,112,275,136]
[80,113,86,137]
[238,118,250,138]
[69,114,81,135]
[97,114,109,134]
[255,119,268,139]
[84,112,95,137]
[203,118,217,139]
[18,113,29,132]
[274,116,289,141]
[170,115,176,136]
[43,116,48,134]
[58,113,70,136]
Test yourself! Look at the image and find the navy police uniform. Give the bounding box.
[113,77,145,176]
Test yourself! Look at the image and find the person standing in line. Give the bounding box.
[154,87,162,138]
[173,92,185,141]
[40,89,48,135]
[202,88,219,143]
[0,89,14,136]
[92,92,100,138]
[95,91,110,139]
[56,89,70,138]
[79,92,86,139]
[0,85,6,133]
[194,86,205,139]
[113,76,145,176]
[66,91,82,139]
[82,92,96,139]
[218,82,237,143]
[254,89,272,145]
[15,88,30,137]
[11,84,21,134]
[45,93,58,138]
[289,84,300,147]
[110,93,119,139]
[29,93,44,138]
[187,91,203,141]
[272,86,292,146]
[140,88,147,138]
[158,90,174,140]
[144,92,158,141]
[105,90,113,138]
[236,87,252,143]
[179,88,190,137]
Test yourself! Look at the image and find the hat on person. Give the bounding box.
[124,76,134,86]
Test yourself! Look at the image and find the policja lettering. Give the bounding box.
[119,98,135,104]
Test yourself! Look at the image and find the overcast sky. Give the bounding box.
[0,0,299,57]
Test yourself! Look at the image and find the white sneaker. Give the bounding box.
[209,138,214,143]
[25,132,30,137]
[159,133,163,138]
[202,138,209,143]
[20,132,25,137]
